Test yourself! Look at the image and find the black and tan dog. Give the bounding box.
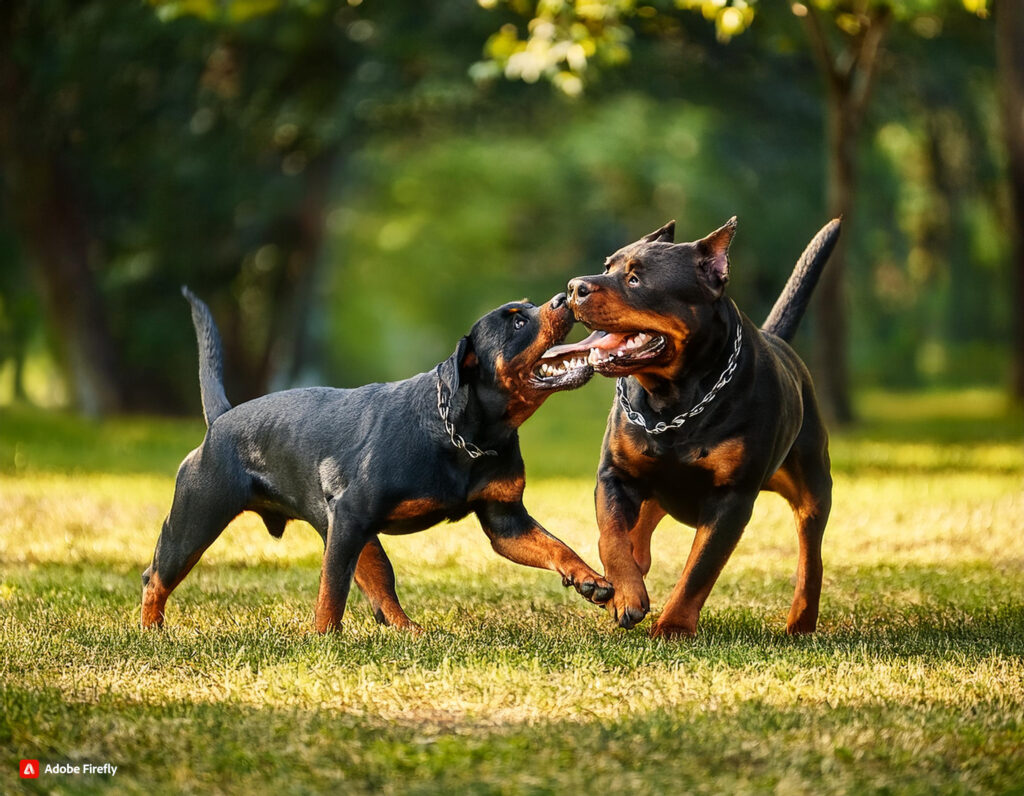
[141,289,613,632]
[544,217,839,637]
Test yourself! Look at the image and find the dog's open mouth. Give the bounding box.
[540,329,666,376]
[530,346,594,390]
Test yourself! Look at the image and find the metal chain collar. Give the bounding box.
[616,321,743,435]
[435,371,498,459]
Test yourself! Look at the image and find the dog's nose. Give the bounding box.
[568,278,595,301]
[550,292,567,310]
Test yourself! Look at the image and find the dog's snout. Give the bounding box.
[568,278,597,302]
[550,292,567,310]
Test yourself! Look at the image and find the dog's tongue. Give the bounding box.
[541,329,627,360]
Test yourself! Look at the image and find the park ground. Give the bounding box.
[1,386,1022,794]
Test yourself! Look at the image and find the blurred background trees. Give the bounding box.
[0,0,1013,422]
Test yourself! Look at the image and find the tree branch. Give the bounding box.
[800,3,843,98]
[849,4,892,119]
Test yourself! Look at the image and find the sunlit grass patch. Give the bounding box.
[1,389,1022,793]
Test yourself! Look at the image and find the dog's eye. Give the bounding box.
[512,315,527,330]
[627,274,640,287]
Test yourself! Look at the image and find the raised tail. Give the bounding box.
[761,218,841,343]
[181,286,232,425]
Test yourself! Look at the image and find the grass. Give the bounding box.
[1,387,1022,794]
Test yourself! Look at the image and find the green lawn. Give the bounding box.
[1,388,1022,794]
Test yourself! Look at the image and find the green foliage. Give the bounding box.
[0,0,1011,414]
[1,390,1022,791]
[480,0,991,95]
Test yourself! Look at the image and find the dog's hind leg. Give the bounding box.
[141,451,247,629]
[767,442,831,635]
[353,537,421,632]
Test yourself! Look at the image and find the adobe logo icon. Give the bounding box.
[20,759,40,779]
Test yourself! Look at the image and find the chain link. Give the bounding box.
[616,321,743,435]
[436,372,498,459]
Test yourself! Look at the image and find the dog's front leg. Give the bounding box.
[476,501,613,605]
[595,471,653,629]
[314,500,372,633]
[650,489,755,639]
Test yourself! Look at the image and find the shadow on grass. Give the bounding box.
[3,681,1021,795]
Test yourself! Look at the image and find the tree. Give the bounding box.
[481,0,991,423]
[0,0,501,413]
[996,0,1024,399]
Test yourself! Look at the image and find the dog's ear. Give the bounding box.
[439,335,477,394]
[694,216,736,299]
[641,220,675,244]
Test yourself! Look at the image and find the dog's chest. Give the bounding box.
[612,426,747,521]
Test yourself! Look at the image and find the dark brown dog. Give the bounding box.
[548,217,839,637]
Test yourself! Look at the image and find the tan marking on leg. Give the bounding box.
[651,496,752,639]
[141,572,170,629]
[650,526,720,638]
[768,463,828,635]
[140,548,206,629]
[628,500,666,577]
[354,541,421,633]
[487,524,604,586]
[314,564,346,633]
[596,480,650,625]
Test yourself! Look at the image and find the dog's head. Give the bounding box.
[439,293,594,428]
[559,218,736,383]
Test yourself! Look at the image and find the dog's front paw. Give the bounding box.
[605,583,649,629]
[561,570,615,605]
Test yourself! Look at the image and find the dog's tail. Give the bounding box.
[761,218,841,343]
[182,286,232,426]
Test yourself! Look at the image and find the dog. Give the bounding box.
[141,289,613,632]
[542,217,839,637]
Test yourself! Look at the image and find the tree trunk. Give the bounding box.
[800,4,890,426]
[997,0,1024,400]
[816,95,857,425]
[267,152,336,391]
[13,158,126,415]
[0,4,126,415]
